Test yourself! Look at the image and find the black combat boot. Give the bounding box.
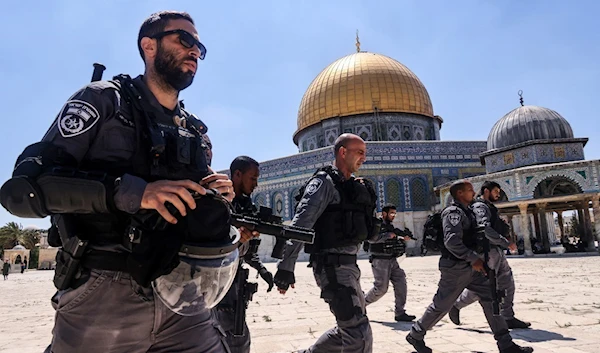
[499,343,534,353]
[395,313,416,322]
[448,305,460,325]
[406,333,432,353]
[505,317,531,329]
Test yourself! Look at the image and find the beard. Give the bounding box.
[154,43,196,92]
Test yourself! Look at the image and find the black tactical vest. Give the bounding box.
[440,202,478,261]
[306,167,377,252]
[60,75,211,248]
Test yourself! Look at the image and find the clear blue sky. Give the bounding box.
[0,0,598,229]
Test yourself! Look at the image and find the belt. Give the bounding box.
[310,253,357,266]
[81,250,129,272]
[370,254,395,260]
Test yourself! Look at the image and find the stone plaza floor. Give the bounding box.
[1,254,599,353]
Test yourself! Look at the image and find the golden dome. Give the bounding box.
[295,52,434,137]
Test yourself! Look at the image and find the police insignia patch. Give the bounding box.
[474,207,486,217]
[449,212,461,226]
[305,178,323,196]
[58,100,100,138]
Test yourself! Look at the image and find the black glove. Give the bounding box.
[274,269,295,291]
[259,268,274,292]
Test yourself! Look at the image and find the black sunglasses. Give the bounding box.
[151,29,206,60]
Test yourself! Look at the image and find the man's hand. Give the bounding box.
[238,226,260,243]
[403,236,412,241]
[258,268,274,292]
[201,174,234,202]
[471,258,486,274]
[140,179,206,224]
[274,269,296,295]
[508,242,517,252]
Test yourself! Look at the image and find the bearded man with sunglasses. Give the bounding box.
[0,11,254,353]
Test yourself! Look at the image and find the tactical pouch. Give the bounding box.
[322,284,358,322]
[125,226,182,287]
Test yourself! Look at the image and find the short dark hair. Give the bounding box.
[138,11,195,60]
[230,156,259,175]
[382,204,397,213]
[480,181,501,195]
[449,179,470,199]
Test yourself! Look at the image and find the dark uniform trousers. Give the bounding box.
[304,258,372,353]
[45,270,228,353]
[365,257,407,316]
[454,246,516,319]
[211,267,251,353]
[212,309,247,353]
[410,258,513,350]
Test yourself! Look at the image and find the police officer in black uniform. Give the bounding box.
[1,11,257,353]
[274,133,378,353]
[364,203,416,322]
[406,180,533,353]
[213,156,274,353]
[449,181,531,329]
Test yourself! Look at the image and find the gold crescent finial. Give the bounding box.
[356,30,361,52]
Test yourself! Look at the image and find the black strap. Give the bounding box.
[369,243,386,253]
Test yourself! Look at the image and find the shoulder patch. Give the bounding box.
[305,178,324,196]
[448,210,462,226]
[474,207,486,217]
[58,100,100,138]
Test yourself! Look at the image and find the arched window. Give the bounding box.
[411,178,429,209]
[254,193,267,208]
[385,179,401,209]
[272,193,284,216]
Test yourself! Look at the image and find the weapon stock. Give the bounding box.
[91,63,106,82]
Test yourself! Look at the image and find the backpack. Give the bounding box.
[423,211,444,252]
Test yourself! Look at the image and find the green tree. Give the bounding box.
[0,222,41,250]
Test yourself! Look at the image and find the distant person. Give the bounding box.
[3,260,10,280]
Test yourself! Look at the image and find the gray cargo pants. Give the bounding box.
[410,258,514,350]
[303,259,372,353]
[45,270,229,353]
[454,247,516,319]
[364,257,407,316]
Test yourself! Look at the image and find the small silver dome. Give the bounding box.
[487,105,574,150]
[12,244,26,250]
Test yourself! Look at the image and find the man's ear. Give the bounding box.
[140,37,157,61]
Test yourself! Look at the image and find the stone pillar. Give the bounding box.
[519,203,533,256]
[582,200,595,251]
[557,212,566,243]
[507,215,516,243]
[537,203,550,253]
[532,210,541,252]
[592,195,600,253]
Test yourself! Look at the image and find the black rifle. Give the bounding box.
[233,267,258,337]
[393,228,417,241]
[231,206,315,259]
[475,225,505,316]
